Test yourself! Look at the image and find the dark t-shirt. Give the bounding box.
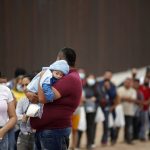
[30,69,82,130]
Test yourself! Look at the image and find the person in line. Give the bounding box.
[97,71,117,146]
[11,75,26,150]
[139,77,150,141]
[84,74,98,149]
[7,68,26,90]
[117,78,137,144]
[0,74,17,150]
[11,75,26,102]
[132,78,144,140]
[27,47,82,150]
[97,79,117,146]
[16,75,36,150]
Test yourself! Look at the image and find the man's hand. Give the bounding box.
[22,114,28,122]
[26,91,39,103]
[0,128,5,140]
[122,97,134,103]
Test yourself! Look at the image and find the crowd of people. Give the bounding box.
[0,48,150,150]
[0,48,82,150]
[71,67,150,150]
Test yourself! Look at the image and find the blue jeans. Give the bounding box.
[101,109,116,144]
[34,128,71,150]
[0,133,8,150]
[139,111,149,140]
[8,128,16,150]
[124,115,133,143]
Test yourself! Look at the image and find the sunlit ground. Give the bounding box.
[69,123,150,150]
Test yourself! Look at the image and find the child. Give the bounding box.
[26,60,69,117]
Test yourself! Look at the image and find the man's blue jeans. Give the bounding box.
[101,109,116,144]
[34,128,71,150]
[124,115,133,143]
[139,111,149,140]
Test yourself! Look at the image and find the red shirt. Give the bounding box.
[30,69,82,130]
[139,85,150,111]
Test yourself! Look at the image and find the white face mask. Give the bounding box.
[16,84,23,92]
[79,73,85,79]
[87,78,96,86]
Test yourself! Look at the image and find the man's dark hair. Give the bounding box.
[14,68,26,78]
[0,71,1,78]
[60,47,76,67]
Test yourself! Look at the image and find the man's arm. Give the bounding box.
[38,70,61,104]
[110,95,120,112]
[121,97,135,103]
[26,92,39,103]
[38,85,61,104]
[26,70,61,104]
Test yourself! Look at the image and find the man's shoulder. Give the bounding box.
[64,69,80,81]
[54,69,81,89]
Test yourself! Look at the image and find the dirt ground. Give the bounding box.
[80,141,150,150]
[70,123,150,150]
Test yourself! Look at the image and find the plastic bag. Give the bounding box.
[95,106,105,123]
[78,106,87,131]
[26,104,40,117]
[114,104,125,127]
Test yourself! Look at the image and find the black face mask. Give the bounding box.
[144,82,149,87]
